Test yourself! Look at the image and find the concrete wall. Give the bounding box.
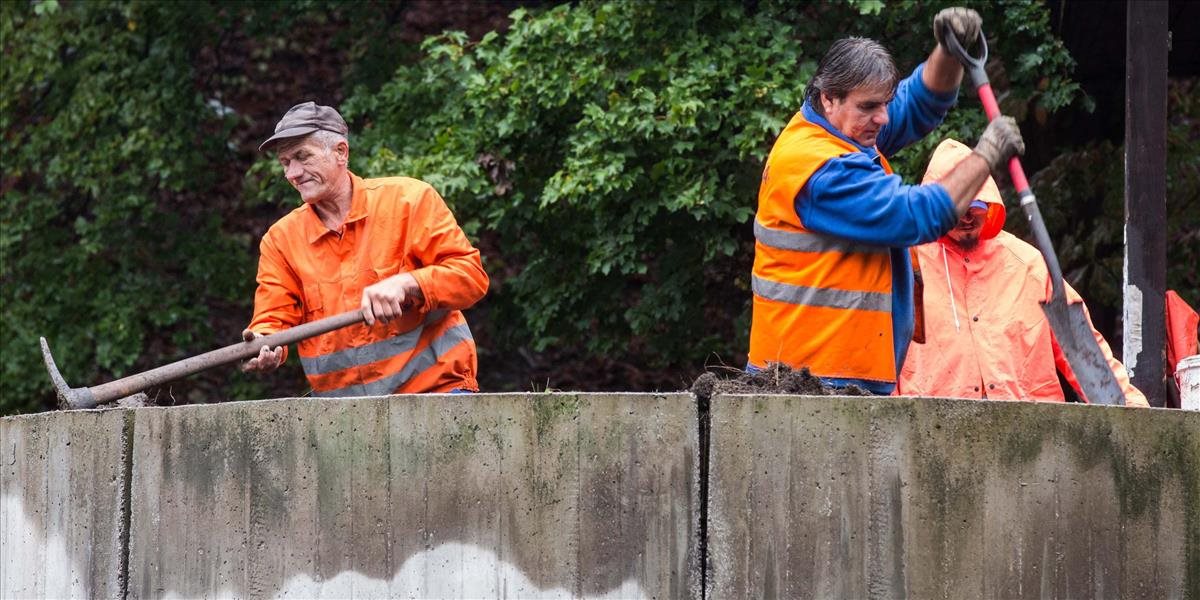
[707,395,1200,599]
[126,393,699,599]
[3,394,1197,599]
[1,409,129,599]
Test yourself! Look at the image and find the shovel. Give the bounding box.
[942,27,1126,405]
[41,309,365,410]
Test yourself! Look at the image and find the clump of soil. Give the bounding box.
[690,363,871,402]
[97,392,154,409]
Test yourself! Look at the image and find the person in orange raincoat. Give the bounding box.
[241,102,489,395]
[897,139,1148,406]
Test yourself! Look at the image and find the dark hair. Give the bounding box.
[805,37,900,117]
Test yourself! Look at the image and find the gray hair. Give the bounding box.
[309,129,348,150]
[276,130,348,154]
[805,37,899,117]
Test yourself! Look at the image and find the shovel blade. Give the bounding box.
[1042,299,1126,405]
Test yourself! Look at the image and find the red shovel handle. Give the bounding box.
[975,83,1031,195]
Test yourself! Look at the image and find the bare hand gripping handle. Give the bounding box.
[41,310,365,410]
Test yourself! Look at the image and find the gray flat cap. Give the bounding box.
[259,101,348,152]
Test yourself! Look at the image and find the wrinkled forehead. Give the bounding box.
[275,136,324,159]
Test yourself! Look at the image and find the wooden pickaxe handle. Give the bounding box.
[41,309,365,409]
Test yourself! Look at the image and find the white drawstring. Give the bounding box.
[942,243,961,332]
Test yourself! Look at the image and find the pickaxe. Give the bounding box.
[40,310,364,410]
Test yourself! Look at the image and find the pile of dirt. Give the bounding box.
[689,363,871,402]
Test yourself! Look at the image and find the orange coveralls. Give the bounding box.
[897,231,1148,406]
[248,173,489,395]
[896,139,1146,406]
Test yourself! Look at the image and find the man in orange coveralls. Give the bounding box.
[896,139,1147,406]
[241,101,489,395]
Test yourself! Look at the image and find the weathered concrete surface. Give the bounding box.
[9,393,1195,599]
[707,395,1200,599]
[126,393,699,599]
[1,409,129,598]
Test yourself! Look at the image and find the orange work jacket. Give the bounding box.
[248,173,489,395]
[749,111,898,385]
[897,231,1147,406]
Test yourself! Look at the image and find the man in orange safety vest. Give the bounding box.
[748,7,1026,394]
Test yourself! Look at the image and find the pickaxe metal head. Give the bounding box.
[39,337,98,410]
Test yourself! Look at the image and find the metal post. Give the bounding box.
[1123,0,1168,406]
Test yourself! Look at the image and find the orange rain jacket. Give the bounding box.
[248,173,489,395]
[897,140,1147,406]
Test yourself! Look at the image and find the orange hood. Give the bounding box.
[921,138,1006,240]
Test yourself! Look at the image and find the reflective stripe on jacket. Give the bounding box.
[749,110,899,386]
[897,231,1148,406]
[248,173,489,395]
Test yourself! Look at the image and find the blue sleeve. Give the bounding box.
[876,63,959,157]
[798,152,958,247]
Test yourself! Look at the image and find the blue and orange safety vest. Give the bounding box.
[750,114,899,386]
[749,63,959,393]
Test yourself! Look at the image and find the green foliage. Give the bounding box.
[1163,79,1200,304]
[346,1,813,367]
[344,0,1084,375]
[802,0,1091,179]
[848,0,886,17]
[1,1,252,413]
[1020,141,1126,305]
[0,0,1107,412]
[1028,78,1200,310]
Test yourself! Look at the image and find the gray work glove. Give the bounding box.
[934,7,982,48]
[973,116,1025,172]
